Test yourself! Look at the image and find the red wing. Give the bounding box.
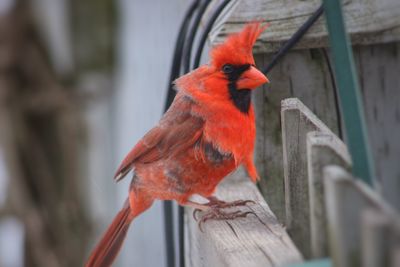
[114,94,204,181]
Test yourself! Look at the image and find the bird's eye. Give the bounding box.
[222,64,234,74]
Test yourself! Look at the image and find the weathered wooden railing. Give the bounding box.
[307,131,351,258]
[185,98,400,267]
[184,170,303,267]
[282,98,400,266]
[324,166,400,267]
[281,98,348,259]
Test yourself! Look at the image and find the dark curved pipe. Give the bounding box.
[193,0,232,69]
[165,0,200,111]
[164,3,199,267]
[183,0,212,74]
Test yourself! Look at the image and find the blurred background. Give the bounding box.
[0,0,191,266]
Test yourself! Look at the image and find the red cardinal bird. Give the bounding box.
[86,22,269,267]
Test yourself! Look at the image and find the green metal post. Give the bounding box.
[322,0,375,185]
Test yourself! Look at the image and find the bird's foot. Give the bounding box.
[207,196,255,209]
[192,197,257,232]
[192,196,255,220]
[196,207,256,232]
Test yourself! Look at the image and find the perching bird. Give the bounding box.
[86,22,269,267]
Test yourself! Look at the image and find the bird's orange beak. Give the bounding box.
[237,66,269,90]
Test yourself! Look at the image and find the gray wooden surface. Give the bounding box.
[324,165,400,267]
[185,170,303,267]
[211,0,400,53]
[361,208,392,267]
[253,50,340,224]
[252,41,400,223]
[354,43,400,211]
[217,1,400,216]
[307,131,352,258]
[281,98,334,258]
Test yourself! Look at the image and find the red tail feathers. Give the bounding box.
[85,203,133,267]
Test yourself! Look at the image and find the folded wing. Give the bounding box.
[114,94,204,181]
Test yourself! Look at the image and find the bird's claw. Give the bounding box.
[219,199,255,208]
[197,209,256,232]
[192,198,255,221]
[193,208,202,221]
[191,198,258,232]
[207,198,255,209]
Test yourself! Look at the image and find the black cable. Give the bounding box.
[163,201,175,267]
[322,48,343,139]
[177,2,214,266]
[165,0,200,110]
[262,5,324,74]
[177,207,184,267]
[164,3,200,267]
[193,0,232,69]
[183,0,212,74]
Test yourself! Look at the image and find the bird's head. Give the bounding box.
[209,22,269,91]
[175,22,269,113]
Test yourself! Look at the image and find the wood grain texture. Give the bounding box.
[354,42,400,211]
[361,208,392,267]
[254,43,400,245]
[281,98,336,258]
[253,50,339,224]
[307,131,352,258]
[210,0,400,53]
[184,169,303,267]
[323,165,400,267]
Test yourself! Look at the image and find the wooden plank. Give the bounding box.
[307,131,351,258]
[323,165,400,267]
[253,50,340,224]
[255,42,400,259]
[210,0,400,53]
[361,208,391,267]
[353,42,400,211]
[281,98,335,258]
[184,170,303,267]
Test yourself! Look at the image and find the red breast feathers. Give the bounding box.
[174,22,269,180]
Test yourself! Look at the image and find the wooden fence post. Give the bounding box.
[306,131,351,258]
[281,98,333,258]
[323,165,400,267]
[361,208,392,267]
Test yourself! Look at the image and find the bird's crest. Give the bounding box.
[210,22,267,68]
